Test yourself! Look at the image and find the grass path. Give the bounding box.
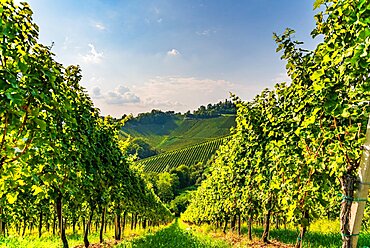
[117,219,229,248]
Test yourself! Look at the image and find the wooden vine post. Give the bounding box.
[349,115,370,247]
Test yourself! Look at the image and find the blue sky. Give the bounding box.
[22,0,319,117]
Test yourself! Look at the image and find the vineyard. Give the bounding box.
[122,115,235,152]
[139,136,229,173]
[1,0,370,248]
[0,2,172,248]
[182,1,370,248]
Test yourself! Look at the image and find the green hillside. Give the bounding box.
[139,136,229,173]
[122,115,235,152]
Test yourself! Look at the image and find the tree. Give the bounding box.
[170,191,192,217]
[126,137,158,159]
[156,172,178,203]
[170,165,190,190]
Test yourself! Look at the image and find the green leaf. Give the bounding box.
[358,28,370,39]
[312,81,324,92]
[18,60,28,73]
[310,69,324,81]
[294,128,301,136]
[34,118,47,130]
[31,185,43,196]
[0,79,8,91]
[341,108,350,118]
[313,0,324,10]
[322,54,330,63]
[6,192,18,204]
[303,115,316,128]
[5,89,17,100]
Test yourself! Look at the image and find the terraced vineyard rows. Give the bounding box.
[121,115,236,152]
[139,136,230,172]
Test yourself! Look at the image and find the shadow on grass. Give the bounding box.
[248,227,370,248]
[118,219,227,248]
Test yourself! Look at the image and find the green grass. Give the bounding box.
[0,223,164,248]
[2,219,369,247]
[122,116,235,152]
[139,136,229,173]
[242,219,370,248]
[117,219,229,248]
[181,219,370,248]
[250,227,370,247]
[0,232,97,248]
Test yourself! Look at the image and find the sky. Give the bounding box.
[20,0,320,117]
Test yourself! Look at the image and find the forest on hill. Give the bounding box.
[123,99,236,125]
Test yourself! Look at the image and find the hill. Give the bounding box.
[121,114,235,152]
[139,136,229,173]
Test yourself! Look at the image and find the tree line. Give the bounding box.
[120,99,236,125]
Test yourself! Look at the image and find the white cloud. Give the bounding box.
[153,7,160,14]
[142,98,183,108]
[87,77,250,116]
[106,91,140,105]
[157,18,163,23]
[88,76,104,85]
[133,76,239,112]
[196,29,217,36]
[90,20,107,31]
[94,23,106,31]
[117,85,130,95]
[167,49,180,56]
[90,85,140,105]
[91,86,103,99]
[82,44,103,64]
